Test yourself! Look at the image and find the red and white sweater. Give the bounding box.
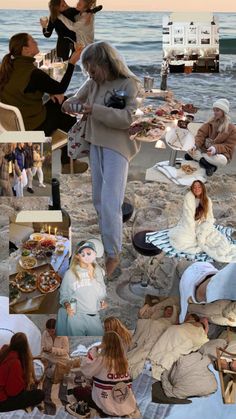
[80,356,137,417]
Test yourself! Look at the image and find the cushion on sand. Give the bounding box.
[161,352,218,399]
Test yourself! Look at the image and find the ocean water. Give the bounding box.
[0,10,236,117]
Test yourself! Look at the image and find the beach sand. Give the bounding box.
[1,138,236,333]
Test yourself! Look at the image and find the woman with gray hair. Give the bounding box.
[186,98,236,176]
[63,41,143,277]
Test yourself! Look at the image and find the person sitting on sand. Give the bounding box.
[185,99,236,176]
[77,331,139,418]
[87,316,133,361]
[41,318,69,362]
[168,180,236,262]
[0,333,44,412]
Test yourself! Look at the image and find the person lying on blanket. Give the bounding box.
[149,314,209,381]
[127,303,179,379]
[139,295,179,321]
[179,262,236,323]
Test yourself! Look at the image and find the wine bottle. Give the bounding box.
[49,178,72,256]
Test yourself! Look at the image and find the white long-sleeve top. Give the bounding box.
[41,330,69,361]
[80,356,137,416]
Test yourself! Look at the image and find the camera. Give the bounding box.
[104,89,127,109]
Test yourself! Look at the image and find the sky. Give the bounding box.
[0,0,235,11]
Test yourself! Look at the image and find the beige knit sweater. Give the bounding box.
[68,77,141,161]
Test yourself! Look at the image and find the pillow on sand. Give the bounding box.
[161,352,218,399]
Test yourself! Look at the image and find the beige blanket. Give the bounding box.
[149,323,209,380]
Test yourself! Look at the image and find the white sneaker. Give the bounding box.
[39,183,46,188]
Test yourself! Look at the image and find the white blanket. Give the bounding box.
[128,318,173,379]
[148,191,236,263]
[149,323,209,380]
[148,159,206,186]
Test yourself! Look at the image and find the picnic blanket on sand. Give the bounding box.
[149,323,209,380]
[145,159,207,186]
[146,224,236,262]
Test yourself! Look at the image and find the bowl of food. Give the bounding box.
[19,256,37,270]
[30,233,45,242]
[21,249,31,257]
[22,240,39,251]
[56,243,65,254]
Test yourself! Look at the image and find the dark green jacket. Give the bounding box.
[1,56,46,130]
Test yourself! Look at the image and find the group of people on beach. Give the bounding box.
[0,142,45,197]
[0,317,140,418]
[0,0,236,273]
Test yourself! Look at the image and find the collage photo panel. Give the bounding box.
[0,0,236,418]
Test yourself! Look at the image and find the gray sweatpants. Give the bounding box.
[90,145,129,256]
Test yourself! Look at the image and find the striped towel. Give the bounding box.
[146,225,236,262]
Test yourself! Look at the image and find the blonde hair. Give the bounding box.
[101,331,129,376]
[80,41,142,86]
[70,243,95,281]
[104,317,132,349]
[208,112,230,134]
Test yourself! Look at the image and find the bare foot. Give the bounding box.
[105,256,120,278]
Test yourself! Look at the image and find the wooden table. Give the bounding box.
[9,235,70,314]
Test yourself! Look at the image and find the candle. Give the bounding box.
[54,227,58,236]
[48,225,51,235]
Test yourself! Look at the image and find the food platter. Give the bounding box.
[15,271,38,293]
[37,270,61,294]
[19,256,37,270]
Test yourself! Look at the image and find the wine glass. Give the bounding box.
[52,57,64,81]
[132,207,166,256]
[122,189,135,223]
